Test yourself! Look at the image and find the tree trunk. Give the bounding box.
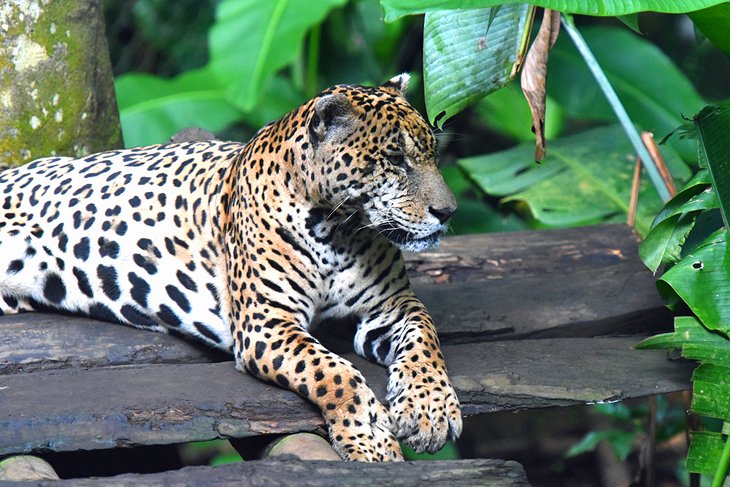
[0,0,122,168]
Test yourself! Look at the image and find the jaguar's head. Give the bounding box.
[307,74,456,252]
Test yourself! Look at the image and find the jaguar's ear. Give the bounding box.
[310,93,356,144]
[379,73,410,97]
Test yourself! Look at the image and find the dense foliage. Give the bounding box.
[638,102,730,485]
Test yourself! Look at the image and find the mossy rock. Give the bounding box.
[0,0,123,167]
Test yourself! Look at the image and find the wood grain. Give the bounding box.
[0,338,691,455]
[30,457,530,487]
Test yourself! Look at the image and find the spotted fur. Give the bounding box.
[0,75,462,461]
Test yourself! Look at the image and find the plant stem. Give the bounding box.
[711,422,730,487]
[560,15,672,203]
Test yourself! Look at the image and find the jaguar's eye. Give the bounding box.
[389,152,407,168]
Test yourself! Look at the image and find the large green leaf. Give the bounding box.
[116,69,243,147]
[548,27,705,161]
[381,0,726,21]
[116,68,304,148]
[695,102,730,227]
[459,124,690,234]
[658,230,730,335]
[689,3,730,57]
[422,5,533,127]
[637,316,730,477]
[240,75,306,128]
[209,0,346,112]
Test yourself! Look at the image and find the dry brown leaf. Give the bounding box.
[521,9,560,162]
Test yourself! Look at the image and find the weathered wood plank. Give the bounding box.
[0,268,668,375]
[31,458,530,487]
[0,313,224,375]
[411,224,670,339]
[406,224,643,283]
[0,337,692,455]
[419,264,669,342]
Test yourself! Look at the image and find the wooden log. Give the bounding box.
[0,337,692,455]
[418,264,669,342]
[0,313,223,375]
[27,458,530,487]
[0,226,669,375]
[406,224,645,283]
[408,224,670,340]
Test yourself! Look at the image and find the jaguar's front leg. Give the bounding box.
[356,292,462,454]
[231,293,402,461]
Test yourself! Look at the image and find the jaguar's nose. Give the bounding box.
[428,205,456,224]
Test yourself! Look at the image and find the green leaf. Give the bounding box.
[402,440,461,460]
[116,69,243,147]
[639,171,718,272]
[209,451,243,465]
[560,18,673,201]
[691,363,730,420]
[441,166,528,234]
[653,187,718,226]
[241,76,306,129]
[684,337,730,370]
[687,431,727,474]
[459,124,689,234]
[636,316,730,367]
[689,3,730,57]
[548,26,705,162]
[381,0,727,21]
[475,83,565,142]
[209,0,347,112]
[593,402,633,421]
[695,102,730,228]
[639,213,698,273]
[422,5,533,127]
[616,14,642,33]
[651,170,714,228]
[317,0,410,88]
[130,0,213,74]
[658,230,730,335]
[635,331,680,350]
[566,430,637,461]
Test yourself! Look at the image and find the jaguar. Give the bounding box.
[0,74,462,461]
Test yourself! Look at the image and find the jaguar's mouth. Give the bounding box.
[377,226,444,252]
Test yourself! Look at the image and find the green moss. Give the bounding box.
[0,0,122,167]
